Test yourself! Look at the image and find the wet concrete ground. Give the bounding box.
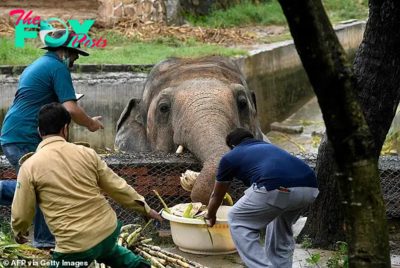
[164,246,333,268]
[163,239,400,267]
[267,97,324,154]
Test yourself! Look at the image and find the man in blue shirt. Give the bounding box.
[0,30,104,249]
[205,128,319,268]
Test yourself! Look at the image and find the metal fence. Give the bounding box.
[1,152,400,226]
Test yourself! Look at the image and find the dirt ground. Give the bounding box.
[389,219,400,255]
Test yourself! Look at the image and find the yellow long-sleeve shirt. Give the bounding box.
[11,136,151,253]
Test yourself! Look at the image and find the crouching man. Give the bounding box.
[205,128,319,268]
[11,103,162,268]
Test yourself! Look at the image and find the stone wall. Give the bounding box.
[0,0,100,22]
[0,0,165,27]
[99,0,165,24]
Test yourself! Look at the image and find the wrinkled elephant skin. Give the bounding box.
[115,56,268,204]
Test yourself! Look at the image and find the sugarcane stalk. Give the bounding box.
[153,190,171,213]
[140,238,153,244]
[142,218,154,233]
[138,246,195,268]
[140,244,205,268]
[126,227,142,244]
[128,235,141,248]
[120,224,141,233]
[155,258,167,265]
[136,248,166,268]
[183,203,193,218]
[202,218,214,246]
[118,232,129,246]
[224,193,233,206]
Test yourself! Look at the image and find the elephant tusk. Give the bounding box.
[176,145,184,154]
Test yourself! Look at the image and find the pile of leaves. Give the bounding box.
[109,18,257,45]
[0,17,257,46]
[0,232,51,267]
[100,221,209,268]
[0,19,16,37]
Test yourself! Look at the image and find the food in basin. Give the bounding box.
[162,205,237,255]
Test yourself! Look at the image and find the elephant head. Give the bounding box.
[115,56,268,204]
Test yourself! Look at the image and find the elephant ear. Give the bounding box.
[115,98,150,152]
[251,91,257,113]
[250,91,271,143]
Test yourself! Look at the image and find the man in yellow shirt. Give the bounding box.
[11,103,162,268]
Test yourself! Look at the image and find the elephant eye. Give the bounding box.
[237,97,248,110]
[159,103,170,114]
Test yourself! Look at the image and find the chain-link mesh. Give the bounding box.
[1,152,400,225]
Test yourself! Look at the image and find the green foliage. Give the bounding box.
[381,130,399,155]
[130,65,153,73]
[301,237,349,268]
[150,36,198,47]
[301,235,313,250]
[312,135,322,149]
[184,1,287,28]
[184,0,369,28]
[323,0,368,23]
[306,253,321,264]
[0,219,13,240]
[327,242,348,268]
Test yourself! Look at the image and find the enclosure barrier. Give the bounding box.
[1,152,400,225]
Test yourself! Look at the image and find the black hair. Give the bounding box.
[38,103,71,136]
[226,128,254,149]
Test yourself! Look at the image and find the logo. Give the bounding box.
[10,10,107,48]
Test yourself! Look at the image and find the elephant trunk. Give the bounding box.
[173,89,237,204]
[186,130,231,205]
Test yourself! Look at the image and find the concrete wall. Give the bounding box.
[0,72,147,151]
[234,21,365,131]
[0,21,366,151]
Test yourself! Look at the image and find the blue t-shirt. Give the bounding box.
[216,138,318,190]
[1,52,77,146]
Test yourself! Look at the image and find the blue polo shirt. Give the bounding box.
[216,139,318,190]
[1,52,77,146]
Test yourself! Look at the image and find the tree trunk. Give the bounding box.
[278,0,394,266]
[300,0,400,251]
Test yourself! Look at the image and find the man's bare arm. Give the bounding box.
[205,182,230,227]
[63,101,104,132]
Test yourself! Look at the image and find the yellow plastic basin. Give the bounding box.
[161,206,237,255]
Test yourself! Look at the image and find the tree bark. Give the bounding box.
[278,0,393,267]
[300,0,400,252]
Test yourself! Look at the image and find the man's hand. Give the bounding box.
[88,116,104,132]
[147,209,163,224]
[142,209,163,227]
[15,232,29,244]
[205,212,216,227]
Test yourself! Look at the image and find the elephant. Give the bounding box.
[115,56,269,205]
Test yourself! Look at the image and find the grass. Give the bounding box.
[184,0,369,28]
[184,1,287,28]
[0,33,248,65]
[0,218,13,239]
